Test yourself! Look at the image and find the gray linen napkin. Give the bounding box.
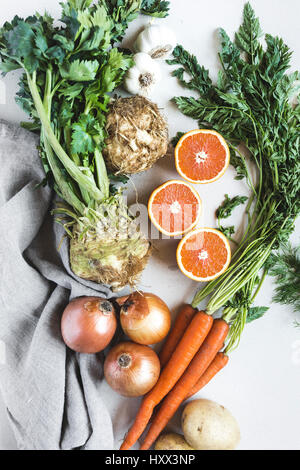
[0,120,115,450]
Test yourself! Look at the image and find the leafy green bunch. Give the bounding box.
[168,3,300,349]
[269,243,300,315]
[0,0,169,288]
[0,0,168,218]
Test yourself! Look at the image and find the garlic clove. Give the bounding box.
[133,51,158,71]
[125,66,141,80]
[124,76,140,95]
[134,24,177,60]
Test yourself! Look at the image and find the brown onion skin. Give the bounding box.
[61,297,117,353]
[119,292,171,345]
[104,342,160,397]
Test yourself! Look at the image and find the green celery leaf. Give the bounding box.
[71,114,99,154]
[61,5,81,40]
[77,4,110,29]
[60,59,99,81]
[78,27,108,52]
[21,121,41,133]
[108,47,133,71]
[0,60,21,74]
[46,46,66,64]
[59,101,74,126]
[4,20,36,64]
[53,33,75,52]
[91,4,111,29]
[59,82,84,101]
[35,29,48,55]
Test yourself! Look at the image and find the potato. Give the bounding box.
[182,399,240,450]
[154,433,194,450]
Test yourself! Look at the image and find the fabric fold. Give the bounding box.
[0,120,114,450]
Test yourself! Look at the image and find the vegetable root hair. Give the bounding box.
[103,96,168,174]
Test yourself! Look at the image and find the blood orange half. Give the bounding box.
[148,180,202,236]
[175,129,230,184]
[177,228,231,281]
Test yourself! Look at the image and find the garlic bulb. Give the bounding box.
[124,52,161,96]
[134,24,176,59]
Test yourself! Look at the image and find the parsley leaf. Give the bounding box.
[235,2,263,64]
[167,45,213,95]
[141,0,170,18]
[216,194,248,239]
[171,131,185,147]
[218,225,235,238]
[246,306,269,323]
[216,194,248,219]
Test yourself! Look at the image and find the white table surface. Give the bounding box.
[0,0,300,451]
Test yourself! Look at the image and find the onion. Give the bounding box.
[104,342,160,397]
[61,297,117,353]
[118,292,171,345]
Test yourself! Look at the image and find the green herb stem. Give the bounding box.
[26,71,104,201]
[183,3,299,348]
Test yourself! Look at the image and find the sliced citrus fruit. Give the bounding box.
[148,180,202,236]
[177,228,231,281]
[175,129,230,184]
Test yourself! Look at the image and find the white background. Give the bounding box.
[0,0,300,450]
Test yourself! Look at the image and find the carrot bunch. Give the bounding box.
[120,306,229,450]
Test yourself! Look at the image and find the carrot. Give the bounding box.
[139,318,229,450]
[159,304,196,368]
[120,311,213,450]
[150,353,228,423]
[185,352,229,399]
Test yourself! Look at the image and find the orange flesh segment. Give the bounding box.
[177,133,228,181]
[180,231,229,278]
[151,183,200,234]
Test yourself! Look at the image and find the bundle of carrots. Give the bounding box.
[121,2,300,450]
[120,305,229,450]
